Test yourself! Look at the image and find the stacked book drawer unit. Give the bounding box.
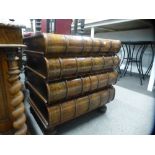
[24,33,121,133]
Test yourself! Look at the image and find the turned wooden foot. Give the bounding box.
[44,128,57,135]
[97,105,107,113]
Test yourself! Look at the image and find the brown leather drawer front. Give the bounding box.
[47,87,115,127]
[24,33,121,55]
[26,71,118,104]
[25,55,120,81]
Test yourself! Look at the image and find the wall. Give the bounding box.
[95,28,155,75]
[55,19,72,34]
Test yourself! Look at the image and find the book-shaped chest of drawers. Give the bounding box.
[24,33,121,133]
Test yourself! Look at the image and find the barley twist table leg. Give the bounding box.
[7,53,27,135]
